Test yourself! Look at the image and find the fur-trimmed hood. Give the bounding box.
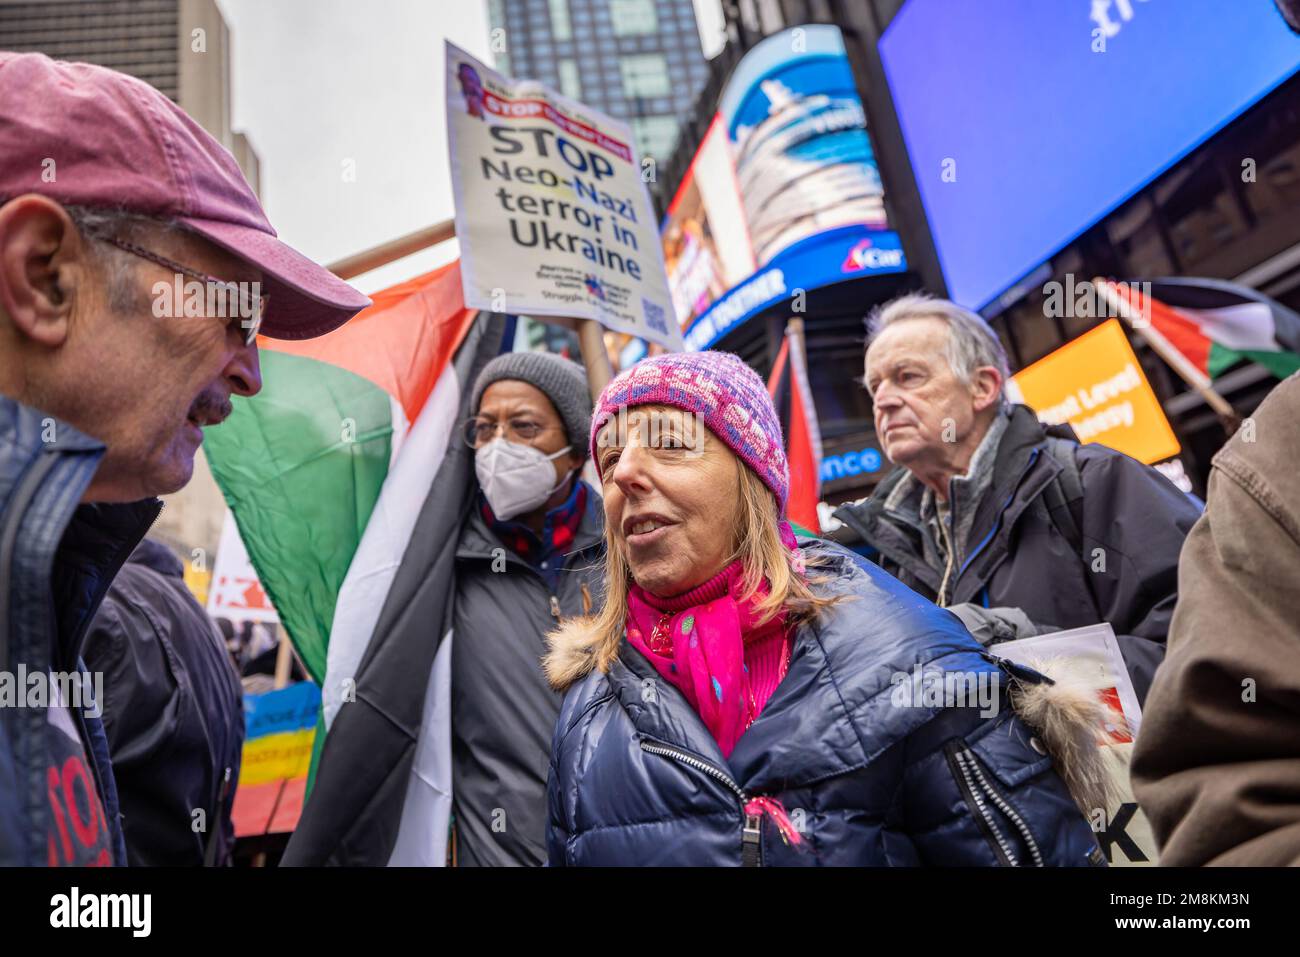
[544,612,614,694]
[1003,656,1122,818]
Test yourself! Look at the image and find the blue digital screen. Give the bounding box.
[676,25,908,352]
[879,0,1300,310]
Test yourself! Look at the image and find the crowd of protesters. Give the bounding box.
[3,50,1299,868]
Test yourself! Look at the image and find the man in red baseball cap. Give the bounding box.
[0,52,370,866]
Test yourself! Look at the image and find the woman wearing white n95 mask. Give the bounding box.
[448,350,605,867]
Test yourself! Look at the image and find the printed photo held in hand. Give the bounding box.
[995,623,1156,866]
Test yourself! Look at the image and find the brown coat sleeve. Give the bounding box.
[1131,374,1300,865]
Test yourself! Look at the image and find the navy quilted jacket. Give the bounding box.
[545,539,1104,866]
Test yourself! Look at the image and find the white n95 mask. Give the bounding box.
[475,438,573,520]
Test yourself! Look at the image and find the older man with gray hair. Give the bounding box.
[831,293,1201,702]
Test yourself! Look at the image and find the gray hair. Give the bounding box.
[0,195,177,313]
[71,205,182,311]
[865,292,1010,401]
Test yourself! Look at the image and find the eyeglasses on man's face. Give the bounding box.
[97,234,267,346]
[462,416,560,449]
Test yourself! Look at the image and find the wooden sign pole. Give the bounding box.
[326,223,614,404]
[577,317,613,403]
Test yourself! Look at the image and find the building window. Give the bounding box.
[620,54,670,98]
[1105,195,1176,283]
[549,0,573,40]
[632,114,680,163]
[1154,154,1250,271]
[557,59,581,99]
[610,0,658,36]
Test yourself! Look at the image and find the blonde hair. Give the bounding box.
[577,452,844,677]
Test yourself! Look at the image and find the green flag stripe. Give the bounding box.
[205,349,393,681]
[1208,343,1300,381]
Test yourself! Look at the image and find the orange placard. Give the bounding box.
[1011,319,1180,465]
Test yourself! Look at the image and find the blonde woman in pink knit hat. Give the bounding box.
[543,350,1110,867]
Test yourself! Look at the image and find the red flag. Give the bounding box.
[784,326,823,532]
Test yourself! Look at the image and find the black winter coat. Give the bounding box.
[451,484,604,866]
[82,539,244,866]
[544,538,1105,866]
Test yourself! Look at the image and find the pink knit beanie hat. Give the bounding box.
[589,351,789,513]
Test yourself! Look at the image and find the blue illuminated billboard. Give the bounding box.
[665,25,907,351]
[879,0,1300,310]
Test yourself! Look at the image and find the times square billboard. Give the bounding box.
[879,0,1300,311]
[662,24,908,352]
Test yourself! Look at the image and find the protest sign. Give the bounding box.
[231,681,319,837]
[994,623,1157,866]
[1008,319,1180,465]
[446,41,682,352]
[208,510,278,627]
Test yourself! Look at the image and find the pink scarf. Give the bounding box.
[625,522,806,847]
[627,561,786,756]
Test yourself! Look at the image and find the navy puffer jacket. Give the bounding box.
[544,539,1104,866]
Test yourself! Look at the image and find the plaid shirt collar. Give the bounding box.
[480,478,589,569]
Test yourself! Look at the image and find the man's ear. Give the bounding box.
[971,365,1004,413]
[0,195,82,348]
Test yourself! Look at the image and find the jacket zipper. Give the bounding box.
[204,766,233,867]
[638,738,762,866]
[945,743,1017,865]
[460,540,597,625]
[0,452,60,673]
[963,748,1044,866]
[865,447,1043,604]
[953,447,1043,591]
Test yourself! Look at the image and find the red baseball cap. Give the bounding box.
[0,52,370,339]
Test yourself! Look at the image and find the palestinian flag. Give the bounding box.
[1103,277,1300,381]
[204,262,507,864]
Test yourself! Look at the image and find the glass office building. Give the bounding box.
[486,0,710,167]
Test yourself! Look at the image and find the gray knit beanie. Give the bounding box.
[470,351,592,459]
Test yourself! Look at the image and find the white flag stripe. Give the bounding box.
[387,393,410,468]
[387,629,454,866]
[321,369,462,731]
[1180,302,1277,353]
